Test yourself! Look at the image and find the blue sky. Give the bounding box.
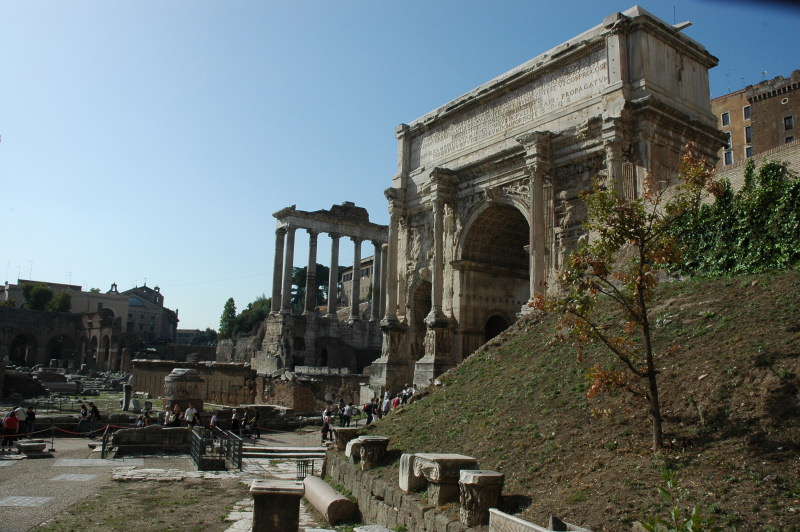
[2,0,798,330]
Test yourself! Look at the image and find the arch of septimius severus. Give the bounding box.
[252,6,725,394]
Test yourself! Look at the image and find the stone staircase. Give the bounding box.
[242,445,327,461]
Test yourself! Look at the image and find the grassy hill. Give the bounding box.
[363,269,800,531]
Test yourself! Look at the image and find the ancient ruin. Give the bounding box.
[370,5,724,390]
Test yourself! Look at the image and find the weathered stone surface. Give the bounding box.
[399,453,427,493]
[488,509,550,532]
[250,479,304,532]
[111,426,191,454]
[459,470,504,527]
[332,426,361,452]
[412,453,479,505]
[358,436,389,470]
[345,438,362,462]
[303,475,358,526]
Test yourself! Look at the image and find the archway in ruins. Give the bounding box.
[484,314,509,343]
[10,334,37,367]
[457,203,529,357]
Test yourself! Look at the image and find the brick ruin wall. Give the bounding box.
[131,360,369,415]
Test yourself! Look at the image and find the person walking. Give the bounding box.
[184,402,198,428]
[247,408,261,439]
[2,409,19,451]
[76,402,88,435]
[88,402,101,439]
[342,402,354,427]
[25,407,36,438]
[230,409,241,435]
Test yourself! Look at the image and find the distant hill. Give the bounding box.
[364,269,800,531]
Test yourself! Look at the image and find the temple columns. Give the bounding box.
[370,240,383,322]
[280,226,296,314]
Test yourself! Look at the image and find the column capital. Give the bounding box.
[350,236,362,244]
[275,226,287,237]
[306,228,318,237]
[328,232,341,240]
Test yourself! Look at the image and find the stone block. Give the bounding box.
[459,469,504,527]
[303,475,358,526]
[488,508,551,532]
[358,436,389,470]
[345,439,362,462]
[249,479,304,532]
[354,526,393,532]
[332,426,361,452]
[399,453,427,493]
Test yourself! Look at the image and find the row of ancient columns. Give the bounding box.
[270,226,387,321]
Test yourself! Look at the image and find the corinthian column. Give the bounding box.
[280,226,296,314]
[271,227,286,314]
[349,237,362,321]
[327,233,340,318]
[517,131,552,299]
[304,230,318,313]
[370,240,383,322]
[425,198,447,325]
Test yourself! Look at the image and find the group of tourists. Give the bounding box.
[2,406,36,450]
[320,384,418,443]
[228,407,261,439]
[75,401,102,438]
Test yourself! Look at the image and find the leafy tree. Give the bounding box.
[47,291,72,312]
[190,328,218,345]
[234,295,271,335]
[0,299,16,308]
[535,146,717,451]
[670,159,800,275]
[290,264,332,310]
[219,297,236,339]
[22,283,54,310]
[89,288,101,293]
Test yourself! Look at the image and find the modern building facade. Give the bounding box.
[712,69,799,169]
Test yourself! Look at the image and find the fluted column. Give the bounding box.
[380,243,388,320]
[327,233,340,318]
[370,240,383,322]
[382,209,400,326]
[271,227,286,314]
[531,167,546,298]
[304,230,319,313]
[280,226,296,314]
[425,199,447,325]
[350,237,362,321]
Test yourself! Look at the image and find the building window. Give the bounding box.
[745,126,752,144]
[724,151,733,165]
[721,112,730,126]
[746,146,753,157]
[787,136,795,144]
[743,106,751,120]
[785,116,794,131]
[725,131,732,150]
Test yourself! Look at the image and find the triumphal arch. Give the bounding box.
[369,6,725,390]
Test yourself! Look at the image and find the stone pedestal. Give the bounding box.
[412,453,479,505]
[163,368,205,412]
[459,470,504,526]
[332,427,361,452]
[358,436,389,470]
[250,479,304,532]
[413,327,455,387]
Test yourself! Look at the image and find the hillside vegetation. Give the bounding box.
[364,269,800,531]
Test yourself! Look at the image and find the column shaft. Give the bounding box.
[280,227,296,314]
[327,234,340,318]
[370,241,383,321]
[304,231,318,313]
[382,212,399,324]
[350,238,362,320]
[271,228,286,314]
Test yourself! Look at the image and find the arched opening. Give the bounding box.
[410,281,431,359]
[458,204,529,357]
[10,334,37,367]
[484,315,509,343]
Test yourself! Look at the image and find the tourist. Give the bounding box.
[209,411,219,430]
[2,409,19,451]
[14,405,26,438]
[25,407,36,438]
[337,398,346,427]
[363,399,374,425]
[230,408,241,435]
[381,395,391,417]
[247,408,260,439]
[88,402,101,438]
[169,404,182,427]
[321,404,333,443]
[76,402,88,435]
[391,393,401,410]
[342,402,354,427]
[184,402,198,428]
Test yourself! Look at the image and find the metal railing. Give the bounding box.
[189,427,243,471]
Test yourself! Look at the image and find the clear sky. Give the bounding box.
[2,0,798,331]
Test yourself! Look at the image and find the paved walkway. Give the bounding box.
[0,428,334,531]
